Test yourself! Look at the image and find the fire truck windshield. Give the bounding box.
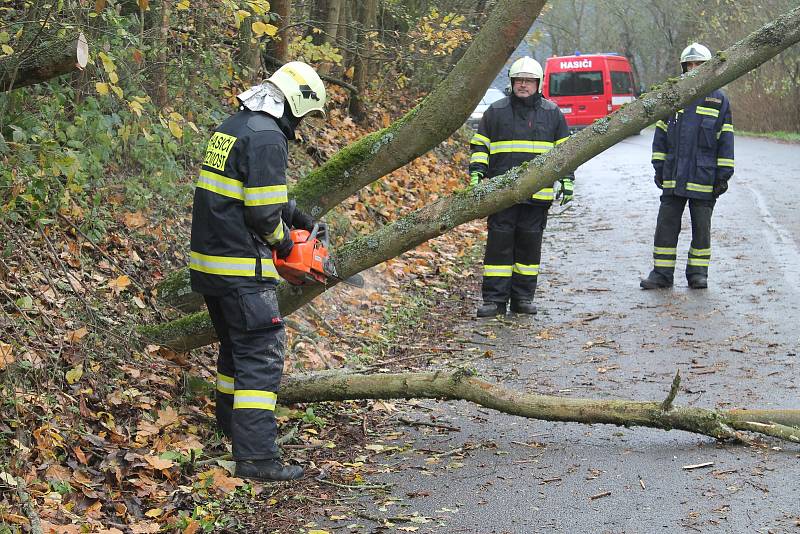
[548,71,603,96]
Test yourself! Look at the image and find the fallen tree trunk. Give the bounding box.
[140,5,800,351]
[0,33,88,91]
[153,0,548,310]
[279,369,800,443]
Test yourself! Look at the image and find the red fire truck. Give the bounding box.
[541,53,636,131]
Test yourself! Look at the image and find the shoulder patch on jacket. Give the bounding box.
[246,114,281,133]
[704,96,722,105]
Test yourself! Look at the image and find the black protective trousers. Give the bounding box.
[651,195,715,281]
[482,203,549,303]
[204,286,285,461]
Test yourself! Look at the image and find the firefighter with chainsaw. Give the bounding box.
[641,43,734,290]
[469,56,573,317]
[190,61,326,481]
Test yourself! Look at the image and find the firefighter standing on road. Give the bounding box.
[469,56,573,317]
[190,62,326,482]
[641,43,735,290]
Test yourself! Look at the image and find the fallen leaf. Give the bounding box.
[144,455,174,470]
[108,275,131,295]
[0,342,14,370]
[66,365,84,384]
[123,211,147,229]
[65,327,89,343]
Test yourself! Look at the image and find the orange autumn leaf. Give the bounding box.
[65,327,89,344]
[123,211,147,229]
[108,275,131,295]
[0,342,14,370]
[156,406,180,429]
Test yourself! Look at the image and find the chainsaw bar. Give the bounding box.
[323,259,365,288]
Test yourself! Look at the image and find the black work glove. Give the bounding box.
[654,174,663,189]
[713,179,728,198]
[292,208,315,231]
[274,227,294,259]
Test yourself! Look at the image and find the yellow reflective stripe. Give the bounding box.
[652,152,666,161]
[720,123,734,133]
[484,264,513,277]
[555,136,569,145]
[490,140,554,154]
[532,187,554,200]
[197,170,244,200]
[513,263,539,276]
[687,258,710,267]
[695,106,720,118]
[244,184,288,206]
[189,252,279,279]
[266,222,284,245]
[689,247,711,256]
[217,373,234,395]
[190,251,256,276]
[717,158,734,167]
[470,133,490,149]
[233,389,277,410]
[654,259,676,267]
[662,180,676,188]
[686,182,713,193]
[656,120,668,131]
[470,152,489,165]
[653,246,677,255]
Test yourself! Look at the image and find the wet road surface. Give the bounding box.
[309,133,800,534]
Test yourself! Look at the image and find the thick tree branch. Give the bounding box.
[141,6,800,350]
[276,370,799,443]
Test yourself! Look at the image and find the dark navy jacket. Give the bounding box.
[652,89,734,200]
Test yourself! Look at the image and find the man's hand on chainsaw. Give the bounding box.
[274,228,294,259]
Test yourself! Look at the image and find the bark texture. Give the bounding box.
[0,33,88,91]
[140,6,800,350]
[278,370,800,443]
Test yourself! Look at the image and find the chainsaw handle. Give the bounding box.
[307,222,329,248]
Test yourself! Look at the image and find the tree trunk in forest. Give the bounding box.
[139,5,800,350]
[276,370,800,443]
[310,0,329,45]
[317,0,342,75]
[151,0,171,108]
[152,0,549,309]
[0,33,88,91]
[237,16,260,82]
[349,0,377,122]
[264,0,291,64]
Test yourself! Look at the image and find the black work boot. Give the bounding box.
[640,271,673,290]
[234,459,304,482]
[687,275,708,289]
[477,301,506,318]
[510,300,537,314]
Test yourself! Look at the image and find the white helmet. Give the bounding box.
[680,43,712,68]
[268,61,327,118]
[509,56,544,92]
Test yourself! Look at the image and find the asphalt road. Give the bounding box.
[309,133,800,534]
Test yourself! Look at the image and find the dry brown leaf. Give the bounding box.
[0,342,14,370]
[123,211,147,229]
[108,275,131,295]
[144,455,174,470]
[156,406,180,429]
[65,327,89,344]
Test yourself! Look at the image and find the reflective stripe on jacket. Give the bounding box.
[651,89,734,200]
[469,94,572,204]
[190,110,291,295]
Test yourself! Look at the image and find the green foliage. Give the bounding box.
[301,406,327,428]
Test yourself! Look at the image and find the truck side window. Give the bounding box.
[611,71,634,94]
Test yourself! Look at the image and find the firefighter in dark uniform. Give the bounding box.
[190,62,326,481]
[641,43,735,290]
[469,56,573,317]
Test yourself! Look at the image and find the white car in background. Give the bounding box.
[466,87,506,129]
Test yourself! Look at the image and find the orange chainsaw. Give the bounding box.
[273,224,364,287]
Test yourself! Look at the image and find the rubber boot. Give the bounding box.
[687,275,708,289]
[640,270,673,290]
[510,300,537,314]
[235,459,304,482]
[477,301,506,318]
